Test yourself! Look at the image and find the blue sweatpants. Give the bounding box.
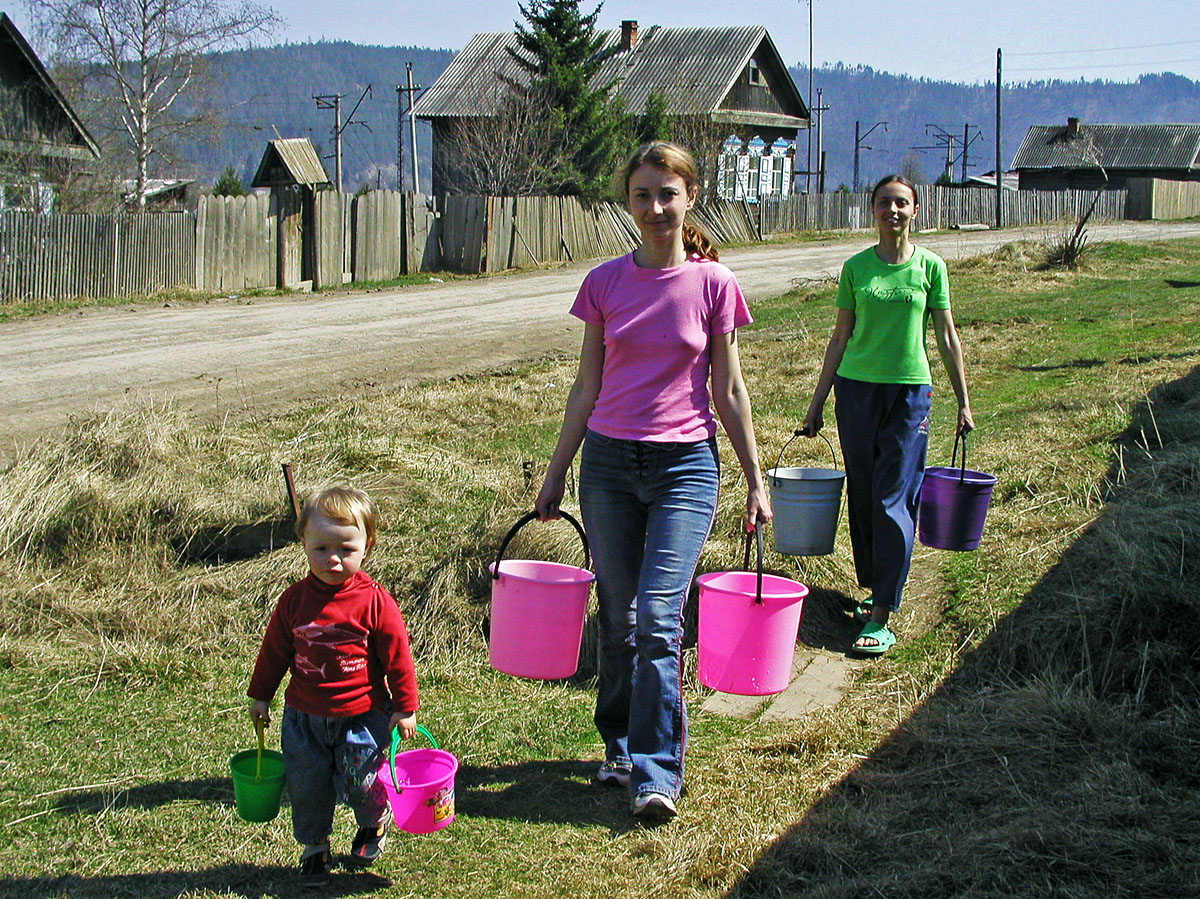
[833,376,931,612]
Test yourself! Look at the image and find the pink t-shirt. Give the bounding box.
[570,252,752,442]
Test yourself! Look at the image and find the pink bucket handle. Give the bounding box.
[492,510,591,579]
[771,428,839,487]
[739,526,765,605]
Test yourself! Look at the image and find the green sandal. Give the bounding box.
[853,622,895,655]
[853,597,874,623]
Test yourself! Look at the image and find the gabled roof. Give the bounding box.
[0,12,100,160]
[413,25,808,128]
[250,138,330,188]
[1012,123,1200,172]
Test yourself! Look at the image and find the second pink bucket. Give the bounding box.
[378,725,458,834]
[488,511,595,679]
[697,527,808,696]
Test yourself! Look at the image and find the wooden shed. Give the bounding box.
[250,138,334,288]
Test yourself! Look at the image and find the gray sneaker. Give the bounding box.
[596,760,632,787]
[631,792,677,820]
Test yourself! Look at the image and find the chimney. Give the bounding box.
[1066,116,1081,136]
[621,20,638,51]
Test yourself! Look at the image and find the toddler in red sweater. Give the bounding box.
[248,484,419,886]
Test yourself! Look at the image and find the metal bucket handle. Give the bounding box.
[740,525,765,605]
[492,510,591,579]
[771,428,839,487]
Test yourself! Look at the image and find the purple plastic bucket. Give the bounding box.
[918,433,997,551]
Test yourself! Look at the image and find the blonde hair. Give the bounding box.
[616,141,719,261]
[296,484,378,548]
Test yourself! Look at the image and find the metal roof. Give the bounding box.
[412,25,807,126]
[1012,123,1200,172]
[250,138,330,188]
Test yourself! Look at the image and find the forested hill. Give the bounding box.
[179,42,1200,193]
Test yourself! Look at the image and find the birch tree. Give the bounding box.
[27,0,281,208]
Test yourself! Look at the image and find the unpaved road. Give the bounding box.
[3,220,1198,456]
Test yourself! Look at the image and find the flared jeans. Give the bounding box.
[579,430,719,801]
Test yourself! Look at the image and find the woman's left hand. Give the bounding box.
[746,485,773,532]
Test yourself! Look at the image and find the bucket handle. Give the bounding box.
[771,428,839,486]
[950,431,970,483]
[254,719,266,782]
[492,510,590,579]
[389,724,439,792]
[740,525,765,605]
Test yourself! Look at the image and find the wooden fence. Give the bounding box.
[0,182,1155,300]
[1,210,194,301]
[1126,178,1200,220]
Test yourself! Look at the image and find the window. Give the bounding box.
[748,59,762,85]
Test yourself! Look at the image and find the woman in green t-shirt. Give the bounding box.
[801,175,974,655]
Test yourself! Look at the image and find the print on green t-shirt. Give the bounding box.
[834,245,951,384]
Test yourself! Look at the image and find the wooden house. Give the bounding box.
[1012,118,1200,190]
[412,21,809,197]
[0,12,100,211]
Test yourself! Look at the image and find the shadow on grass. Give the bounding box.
[0,864,389,898]
[458,759,643,833]
[725,364,1200,898]
[46,777,247,815]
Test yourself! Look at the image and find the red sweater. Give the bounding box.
[247,570,419,717]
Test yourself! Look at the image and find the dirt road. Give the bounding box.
[3,220,1197,455]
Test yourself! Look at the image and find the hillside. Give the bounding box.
[168,43,1200,194]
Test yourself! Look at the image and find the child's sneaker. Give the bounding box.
[595,760,632,787]
[631,792,677,821]
[298,845,331,886]
[348,822,388,867]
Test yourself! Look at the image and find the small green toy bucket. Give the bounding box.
[229,720,286,823]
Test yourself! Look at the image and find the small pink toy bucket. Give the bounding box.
[379,725,458,834]
[488,511,595,679]
[697,527,808,696]
[918,433,997,552]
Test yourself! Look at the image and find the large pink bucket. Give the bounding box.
[697,528,808,696]
[488,511,595,679]
[379,726,458,834]
[918,433,997,552]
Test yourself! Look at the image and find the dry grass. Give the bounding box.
[1,237,1199,898]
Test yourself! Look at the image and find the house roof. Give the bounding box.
[412,25,808,128]
[250,138,330,188]
[122,178,194,202]
[1012,123,1200,172]
[0,12,100,160]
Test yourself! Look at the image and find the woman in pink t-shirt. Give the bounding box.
[535,141,771,821]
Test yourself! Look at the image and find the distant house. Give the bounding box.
[0,12,100,211]
[412,21,809,198]
[122,178,194,212]
[1012,118,1200,190]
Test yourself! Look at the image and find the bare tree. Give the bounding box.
[1044,126,1109,269]
[26,0,282,208]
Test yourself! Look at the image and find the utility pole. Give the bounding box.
[996,48,1003,228]
[395,64,424,193]
[806,0,814,193]
[813,88,830,193]
[854,120,887,193]
[315,84,373,194]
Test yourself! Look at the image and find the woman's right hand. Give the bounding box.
[534,474,565,520]
[800,408,823,437]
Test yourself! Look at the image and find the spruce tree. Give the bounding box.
[509,0,631,199]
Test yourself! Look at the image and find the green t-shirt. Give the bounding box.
[834,244,951,384]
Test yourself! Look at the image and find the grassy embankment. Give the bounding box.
[0,237,1197,898]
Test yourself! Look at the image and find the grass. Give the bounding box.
[1,238,1199,897]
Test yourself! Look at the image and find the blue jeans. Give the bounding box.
[281,705,391,846]
[833,377,931,613]
[579,430,719,801]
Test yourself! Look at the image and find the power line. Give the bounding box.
[1007,38,1200,57]
[1009,56,1200,74]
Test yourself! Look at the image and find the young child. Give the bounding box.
[248,484,419,886]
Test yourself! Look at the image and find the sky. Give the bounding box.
[200,0,1200,83]
[8,0,1200,84]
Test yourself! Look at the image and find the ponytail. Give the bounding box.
[682,221,718,262]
